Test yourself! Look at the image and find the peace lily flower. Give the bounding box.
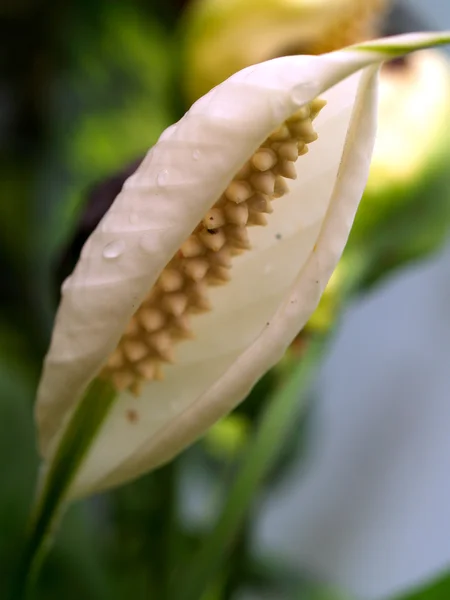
[182,0,391,102]
[35,33,450,504]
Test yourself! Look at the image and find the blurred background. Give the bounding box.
[2,0,450,598]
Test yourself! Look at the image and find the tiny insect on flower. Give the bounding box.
[35,33,450,499]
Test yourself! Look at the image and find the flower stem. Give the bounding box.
[12,377,116,599]
[170,333,329,600]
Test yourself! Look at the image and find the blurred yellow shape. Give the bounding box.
[182,0,390,101]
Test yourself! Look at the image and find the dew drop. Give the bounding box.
[157,168,169,187]
[129,212,139,225]
[192,149,200,161]
[103,240,125,260]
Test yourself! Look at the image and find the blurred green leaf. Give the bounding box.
[293,581,354,600]
[42,1,173,247]
[32,503,115,600]
[0,322,38,592]
[0,322,112,599]
[394,572,450,600]
[347,160,450,292]
[31,1,175,334]
[0,334,121,600]
[14,379,115,599]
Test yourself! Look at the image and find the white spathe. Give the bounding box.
[35,33,450,498]
[73,70,376,496]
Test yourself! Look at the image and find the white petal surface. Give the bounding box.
[70,68,378,497]
[35,33,450,498]
[37,53,326,454]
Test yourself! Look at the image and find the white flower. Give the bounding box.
[35,33,450,499]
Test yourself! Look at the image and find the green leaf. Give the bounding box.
[293,581,354,600]
[32,2,174,334]
[0,327,38,595]
[394,572,450,600]
[14,378,116,598]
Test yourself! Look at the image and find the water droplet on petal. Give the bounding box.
[129,212,139,225]
[192,149,200,161]
[103,240,125,260]
[157,169,169,187]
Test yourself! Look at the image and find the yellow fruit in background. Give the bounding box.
[181,0,390,102]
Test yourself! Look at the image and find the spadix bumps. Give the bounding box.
[36,33,450,498]
[103,99,325,396]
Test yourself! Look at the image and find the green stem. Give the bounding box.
[222,516,251,600]
[171,334,328,600]
[146,462,178,600]
[13,377,116,599]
